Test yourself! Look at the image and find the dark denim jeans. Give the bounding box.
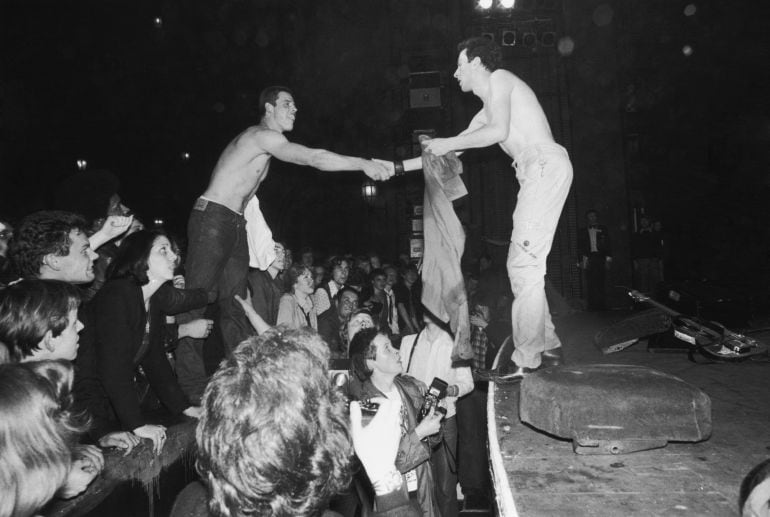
[176,197,251,403]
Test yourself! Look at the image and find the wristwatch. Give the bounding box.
[372,468,402,495]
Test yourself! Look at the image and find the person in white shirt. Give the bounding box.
[399,312,474,517]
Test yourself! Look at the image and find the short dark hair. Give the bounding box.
[107,229,170,286]
[348,327,382,381]
[196,327,350,517]
[585,209,598,217]
[0,279,81,362]
[9,211,89,279]
[739,458,770,514]
[258,86,293,118]
[369,268,386,283]
[334,285,359,303]
[458,37,502,72]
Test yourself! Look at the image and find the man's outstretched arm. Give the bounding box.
[257,130,392,181]
[426,72,513,156]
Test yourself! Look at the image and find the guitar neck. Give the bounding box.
[629,290,683,318]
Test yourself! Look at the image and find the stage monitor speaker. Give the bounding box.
[501,30,517,46]
[539,31,556,47]
[522,32,537,47]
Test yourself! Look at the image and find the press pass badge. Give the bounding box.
[405,469,418,492]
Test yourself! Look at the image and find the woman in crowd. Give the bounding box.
[277,264,318,330]
[0,360,92,517]
[85,230,211,454]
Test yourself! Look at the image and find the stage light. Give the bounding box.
[502,30,517,46]
[153,218,164,227]
[153,17,163,28]
[478,0,493,9]
[181,152,190,160]
[557,36,575,56]
[500,0,516,8]
[76,159,87,170]
[539,31,556,47]
[362,181,378,203]
[684,3,697,16]
[682,45,693,56]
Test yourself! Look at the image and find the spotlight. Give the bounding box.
[683,3,697,16]
[153,218,164,227]
[500,0,516,8]
[502,30,517,46]
[153,17,163,28]
[76,159,88,170]
[362,181,378,203]
[181,152,190,160]
[682,45,693,56]
[478,0,493,9]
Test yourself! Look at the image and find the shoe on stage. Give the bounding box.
[540,347,564,368]
[476,359,536,384]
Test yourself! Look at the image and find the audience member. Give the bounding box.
[277,264,318,330]
[173,327,419,517]
[0,217,14,286]
[383,265,401,336]
[342,308,376,354]
[366,268,389,332]
[349,328,443,516]
[394,264,422,335]
[315,256,351,317]
[247,241,286,326]
[318,286,359,358]
[399,313,474,517]
[0,360,94,517]
[740,458,770,517]
[83,230,209,452]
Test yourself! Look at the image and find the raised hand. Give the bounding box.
[133,424,167,455]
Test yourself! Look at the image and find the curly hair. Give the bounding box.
[9,211,89,279]
[0,279,81,362]
[196,326,352,517]
[458,36,502,72]
[284,263,312,294]
[0,360,88,517]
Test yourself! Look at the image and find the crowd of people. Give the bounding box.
[0,193,506,517]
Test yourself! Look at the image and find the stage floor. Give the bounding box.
[488,309,770,517]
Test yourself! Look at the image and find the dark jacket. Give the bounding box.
[353,375,439,517]
[84,279,208,434]
[578,224,612,258]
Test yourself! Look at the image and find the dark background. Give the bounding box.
[2,0,769,305]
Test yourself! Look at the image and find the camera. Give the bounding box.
[419,377,448,421]
[359,399,380,425]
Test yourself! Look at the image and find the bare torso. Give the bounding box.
[477,69,555,160]
[201,126,272,213]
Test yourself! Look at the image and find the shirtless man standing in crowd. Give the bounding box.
[386,37,573,383]
[177,85,391,401]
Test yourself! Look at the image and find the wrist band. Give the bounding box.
[394,160,405,176]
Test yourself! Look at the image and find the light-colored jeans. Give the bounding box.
[507,143,573,368]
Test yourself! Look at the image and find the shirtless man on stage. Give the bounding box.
[386,37,573,382]
[177,86,391,401]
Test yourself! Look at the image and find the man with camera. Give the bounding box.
[349,328,444,516]
[399,313,474,517]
